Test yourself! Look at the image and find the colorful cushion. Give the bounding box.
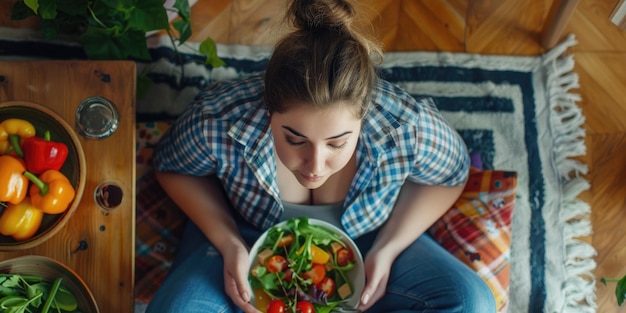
[429,168,517,313]
[135,121,187,303]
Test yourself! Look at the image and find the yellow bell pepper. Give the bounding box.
[0,118,36,157]
[0,197,44,241]
[0,155,29,204]
[24,169,75,214]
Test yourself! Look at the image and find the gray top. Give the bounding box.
[281,202,343,229]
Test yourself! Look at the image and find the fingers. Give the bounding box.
[225,271,262,313]
[222,246,262,313]
[358,273,388,311]
[358,255,391,311]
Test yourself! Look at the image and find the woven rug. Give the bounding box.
[0,29,596,313]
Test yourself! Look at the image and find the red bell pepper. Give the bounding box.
[22,130,69,174]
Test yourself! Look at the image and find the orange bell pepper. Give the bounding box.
[24,169,75,214]
[0,118,36,157]
[0,155,28,204]
[0,197,44,241]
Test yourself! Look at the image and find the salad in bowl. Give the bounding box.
[248,217,364,313]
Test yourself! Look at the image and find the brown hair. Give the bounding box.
[264,0,383,118]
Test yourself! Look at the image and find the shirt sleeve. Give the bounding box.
[407,98,470,186]
[152,103,219,176]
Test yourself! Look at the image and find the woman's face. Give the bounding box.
[270,101,362,189]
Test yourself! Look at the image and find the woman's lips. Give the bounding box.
[300,173,323,183]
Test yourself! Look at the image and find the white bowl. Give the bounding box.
[248,218,365,310]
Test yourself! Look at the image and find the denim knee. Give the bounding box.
[453,269,497,313]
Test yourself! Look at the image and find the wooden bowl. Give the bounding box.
[0,100,86,250]
[0,255,99,312]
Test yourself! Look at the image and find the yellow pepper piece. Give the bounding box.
[0,197,44,241]
[0,118,36,156]
[298,244,331,265]
[0,155,29,204]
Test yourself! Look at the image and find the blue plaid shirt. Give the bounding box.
[153,73,469,238]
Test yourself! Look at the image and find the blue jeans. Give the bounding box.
[146,215,496,313]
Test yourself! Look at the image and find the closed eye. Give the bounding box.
[329,142,348,150]
[286,137,305,146]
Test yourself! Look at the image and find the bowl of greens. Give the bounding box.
[0,255,99,313]
[248,217,365,313]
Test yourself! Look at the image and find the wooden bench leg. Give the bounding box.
[541,0,581,49]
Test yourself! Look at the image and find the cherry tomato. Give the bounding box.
[266,255,288,273]
[336,248,354,267]
[302,263,325,285]
[267,299,286,313]
[296,301,315,313]
[316,277,336,297]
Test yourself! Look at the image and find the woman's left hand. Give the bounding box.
[358,247,396,311]
[223,242,262,313]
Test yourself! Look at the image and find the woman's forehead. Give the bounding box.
[271,103,361,138]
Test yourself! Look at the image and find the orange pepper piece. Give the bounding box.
[298,244,331,264]
[24,169,76,214]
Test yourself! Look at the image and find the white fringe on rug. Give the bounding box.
[543,34,596,313]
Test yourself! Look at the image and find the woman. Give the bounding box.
[146,0,496,312]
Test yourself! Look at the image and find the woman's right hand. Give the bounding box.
[223,242,262,313]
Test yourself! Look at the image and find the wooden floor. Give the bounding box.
[2,0,625,312]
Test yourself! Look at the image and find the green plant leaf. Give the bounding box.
[23,0,39,14]
[38,0,57,19]
[173,20,192,44]
[99,0,134,9]
[79,26,126,60]
[82,27,152,60]
[617,275,626,306]
[199,37,226,68]
[173,0,191,20]
[128,0,170,32]
[0,276,20,288]
[55,0,88,16]
[38,18,59,40]
[11,1,37,20]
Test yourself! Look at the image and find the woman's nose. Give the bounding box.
[306,146,324,174]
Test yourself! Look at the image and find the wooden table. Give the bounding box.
[0,61,136,313]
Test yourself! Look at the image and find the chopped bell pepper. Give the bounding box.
[0,155,28,204]
[0,118,36,157]
[24,170,75,215]
[22,130,69,174]
[0,197,44,241]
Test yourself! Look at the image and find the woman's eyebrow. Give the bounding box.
[282,126,352,140]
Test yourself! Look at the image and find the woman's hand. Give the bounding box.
[357,183,466,311]
[223,243,262,313]
[358,247,396,311]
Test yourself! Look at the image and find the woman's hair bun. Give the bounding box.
[289,0,355,31]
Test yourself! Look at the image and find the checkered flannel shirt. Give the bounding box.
[153,73,469,238]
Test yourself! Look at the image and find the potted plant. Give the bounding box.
[9,0,225,95]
